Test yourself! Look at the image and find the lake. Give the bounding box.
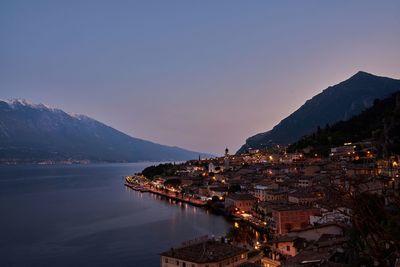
[0,163,230,267]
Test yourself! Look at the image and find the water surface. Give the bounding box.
[0,163,230,267]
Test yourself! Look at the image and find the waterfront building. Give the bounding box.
[225,193,258,213]
[208,186,229,199]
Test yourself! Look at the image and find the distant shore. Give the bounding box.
[0,160,183,166]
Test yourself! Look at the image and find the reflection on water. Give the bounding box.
[0,163,230,267]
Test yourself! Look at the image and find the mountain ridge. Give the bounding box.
[287,91,400,157]
[237,71,400,154]
[0,99,211,163]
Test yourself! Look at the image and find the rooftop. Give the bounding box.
[160,240,248,263]
[272,205,319,212]
[269,235,300,243]
[226,193,258,201]
[287,222,346,233]
[209,186,229,192]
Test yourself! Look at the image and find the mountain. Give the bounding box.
[237,71,400,154]
[0,99,210,163]
[287,91,400,157]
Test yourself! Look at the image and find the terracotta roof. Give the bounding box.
[226,193,257,201]
[160,240,248,263]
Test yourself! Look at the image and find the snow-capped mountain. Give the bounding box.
[0,99,210,163]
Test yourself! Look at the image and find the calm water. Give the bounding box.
[0,163,230,267]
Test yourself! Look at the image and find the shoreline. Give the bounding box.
[124,179,270,234]
[124,182,208,207]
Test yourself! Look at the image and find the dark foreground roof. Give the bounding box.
[160,240,248,263]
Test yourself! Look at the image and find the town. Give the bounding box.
[125,145,400,267]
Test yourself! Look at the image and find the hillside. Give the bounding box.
[287,92,400,157]
[237,71,400,154]
[0,99,210,163]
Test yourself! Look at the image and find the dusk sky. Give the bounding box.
[1,1,399,155]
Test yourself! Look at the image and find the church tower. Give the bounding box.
[224,147,230,169]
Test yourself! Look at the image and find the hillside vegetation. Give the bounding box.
[287,92,400,157]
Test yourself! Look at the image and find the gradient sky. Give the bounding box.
[1,1,400,155]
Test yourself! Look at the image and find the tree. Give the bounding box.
[228,184,241,193]
[325,175,400,266]
[164,178,181,189]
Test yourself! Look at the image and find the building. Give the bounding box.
[286,223,345,241]
[253,185,285,202]
[269,236,307,257]
[309,208,351,225]
[225,193,258,213]
[262,236,307,267]
[253,185,270,201]
[288,190,323,205]
[296,177,314,188]
[224,147,230,170]
[160,239,248,267]
[208,162,216,173]
[281,236,350,267]
[271,206,321,235]
[330,145,355,161]
[302,165,321,176]
[208,186,229,199]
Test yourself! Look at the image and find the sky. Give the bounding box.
[1,1,400,155]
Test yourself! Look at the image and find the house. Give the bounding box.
[225,193,258,213]
[208,186,229,199]
[160,239,248,267]
[253,185,270,201]
[288,190,323,206]
[268,236,307,257]
[296,177,314,188]
[261,236,307,267]
[253,185,287,202]
[262,236,307,267]
[281,236,350,267]
[271,205,321,235]
[263,190,288,202]
[330,145,355,160]
[309,208,351,225]
[302,165,321,176]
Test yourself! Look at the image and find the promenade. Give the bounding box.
[125,179,207,207]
